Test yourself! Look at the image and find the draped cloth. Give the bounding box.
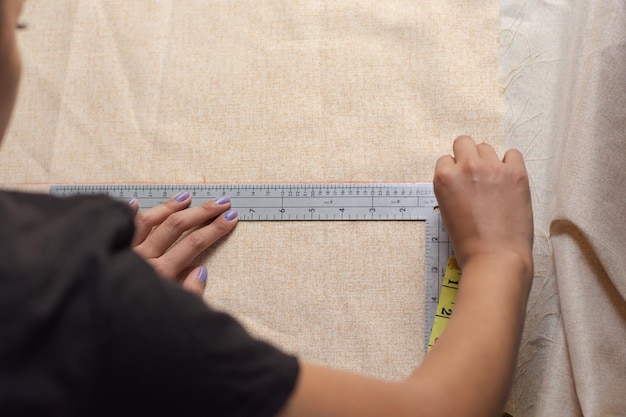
[503,0,626,415]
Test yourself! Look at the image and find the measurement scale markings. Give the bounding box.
[51,183,450,352]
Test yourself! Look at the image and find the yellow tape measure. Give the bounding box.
[427,256,462,351]
[426,259,515,417]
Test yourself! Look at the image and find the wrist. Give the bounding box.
[460,251,533,291]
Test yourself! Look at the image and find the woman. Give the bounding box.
[0,1,533,416]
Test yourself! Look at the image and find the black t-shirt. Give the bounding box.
[0,191,299,417]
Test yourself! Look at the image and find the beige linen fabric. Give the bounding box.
[548,0,626,414]
[500,1,572,414]
[2,1,502,383]
[503,0,626,415]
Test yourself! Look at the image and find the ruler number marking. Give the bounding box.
[50,183,448,352]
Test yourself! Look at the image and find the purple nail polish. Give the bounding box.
[224,209,238,221]
[174,191,190,202]
[214,195,231,205]
[198,266,208,284]
[127,197,137,206]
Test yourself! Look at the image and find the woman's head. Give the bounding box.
[0,0,23,141]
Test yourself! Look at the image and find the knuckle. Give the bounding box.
[491,162,505,175]
[434,166,456,195]
[165,198,183,209]
[434,156,454,181]
[460,157,480,174]
[198,201,217,216]
[149,259,170,278]
[434,165,451,185]
[132,244,149,259]
[186,230,207,249]
[134,210,153,227]
[435,155,450,166]
[516,168,530,185]
[164,212,186,231]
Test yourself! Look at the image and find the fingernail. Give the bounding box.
[223,209,238,221]
[214,195,231,205]
[127,197,137,206]
[174,191,190,202]
[198,266,208,284]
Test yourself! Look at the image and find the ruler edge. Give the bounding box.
[51,182,437,221]
[50,183,449,353]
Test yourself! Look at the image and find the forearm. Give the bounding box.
[408,253,532,417]
[280,138,534,417]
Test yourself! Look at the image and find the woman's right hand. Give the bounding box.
[433,135,533,275]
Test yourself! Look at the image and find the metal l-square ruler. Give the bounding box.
[50,183,452,351]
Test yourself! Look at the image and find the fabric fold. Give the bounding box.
[548,0,626,415]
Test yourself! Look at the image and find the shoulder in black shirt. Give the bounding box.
[0,190,299,417]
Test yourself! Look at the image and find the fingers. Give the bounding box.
[182,266,208,296]
[452,135,502,162]
[436,136,524,196]
[452,135,478,160]
[152,208,239,278]
[435,154,456,171]
[131,191,239,291]
[436,136,488,190]
[134,196,233,258]
[502,148,525,167]
[435,135,477,181]
[132,191,193,246]
[433,154,456,192]
[476,142,499,161]
[128,198,139,213]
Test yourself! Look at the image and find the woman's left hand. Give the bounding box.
[128,191,238,295]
